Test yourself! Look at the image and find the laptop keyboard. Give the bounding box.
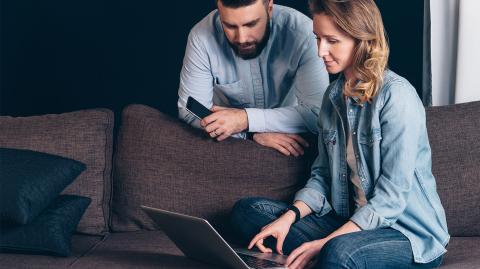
[237,253,283,268]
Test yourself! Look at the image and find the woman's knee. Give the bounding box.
[231,197,285,220]
[231,197,264,221]
[316,236,357,269]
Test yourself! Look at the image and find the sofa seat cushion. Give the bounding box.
[70,231,220,269]
[0,109,114,235]
[441,237,480,269]
[70,232,480,269]
[0,234,103,269]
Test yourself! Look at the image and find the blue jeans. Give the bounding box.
[230,197,444,269]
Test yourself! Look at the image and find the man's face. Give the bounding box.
[218,0,273,59]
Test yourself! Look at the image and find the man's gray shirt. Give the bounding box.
[178,5,329,135]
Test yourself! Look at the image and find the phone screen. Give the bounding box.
[186,96,212,120]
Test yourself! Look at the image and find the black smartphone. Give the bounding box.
[186,96,212,120]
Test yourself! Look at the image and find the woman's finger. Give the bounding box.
[248,230,270,249]
[255,238,273,253]
[289,252,308,269]
[286,244,305,266]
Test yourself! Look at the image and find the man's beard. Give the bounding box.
[228,19,271,60]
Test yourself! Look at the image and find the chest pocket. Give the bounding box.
[358,128,382,146]
[358,128,382,182]
[213,80,248,107]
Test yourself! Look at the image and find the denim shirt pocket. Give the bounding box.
[358,128,382,183]
[213,80,248,107]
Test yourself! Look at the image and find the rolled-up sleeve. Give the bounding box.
[350,82,423,230]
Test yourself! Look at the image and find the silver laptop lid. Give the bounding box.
[140,205,251,269]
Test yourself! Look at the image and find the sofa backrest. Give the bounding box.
[426,101,480,236]
[0,109,114,235]
[111,101,480,238]
[111,105,315,238]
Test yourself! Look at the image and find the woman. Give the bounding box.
[230,0,449,268]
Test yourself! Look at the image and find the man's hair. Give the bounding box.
[216,0,268,8]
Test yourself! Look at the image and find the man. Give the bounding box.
[178,0,329,156]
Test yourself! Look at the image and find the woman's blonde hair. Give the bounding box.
[309,0,389,103]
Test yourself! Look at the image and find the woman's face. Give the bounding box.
[313,13,356,79]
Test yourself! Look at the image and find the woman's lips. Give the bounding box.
[324,60,335,66]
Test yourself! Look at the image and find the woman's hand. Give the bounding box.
[248,211,296,255]
[285,239,327,269]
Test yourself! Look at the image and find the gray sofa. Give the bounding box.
[0,101,479,269]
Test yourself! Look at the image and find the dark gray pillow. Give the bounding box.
[0,108,114,235]
[0,148,86,225]
[0,195,91,257]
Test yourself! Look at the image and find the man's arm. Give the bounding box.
[245,35,329,134]
[178,31,247,139]
[177,31,214,128]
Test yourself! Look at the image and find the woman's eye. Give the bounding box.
[328,39,338,44]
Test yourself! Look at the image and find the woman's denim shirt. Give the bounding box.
[294,70,450,263]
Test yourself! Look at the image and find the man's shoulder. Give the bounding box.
[189,9,222,42]
[273,5,313,37]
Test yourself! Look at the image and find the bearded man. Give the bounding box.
[178,0,329,156]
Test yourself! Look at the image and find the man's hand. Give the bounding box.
[253,133,309,157]
[200,105,248,141]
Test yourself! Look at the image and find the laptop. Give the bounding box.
[140,205,287,269]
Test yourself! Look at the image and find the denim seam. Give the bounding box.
[345,240,408,268]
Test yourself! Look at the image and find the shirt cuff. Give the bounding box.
[231,132,247,140]
[350,205,390,230]
[245,108,266,133]
[294,187,332,216]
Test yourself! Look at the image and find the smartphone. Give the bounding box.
[186,96,212,120]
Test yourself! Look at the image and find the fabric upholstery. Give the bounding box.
[70,232,480,269]
[111,104,316,237]
[426,101,480,236]
[0,234,103,269]
[70,231,218,269]
[0,109,114,235]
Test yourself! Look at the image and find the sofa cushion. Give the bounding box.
[0,148,86,225]
[0,109,114,235]
[0,233,103,269]
[111,104,315,237]
[71,232,480,269]
[70,231,221,269]
[441,237,480,269]
[426,101,480,236]
[0,195,91,257]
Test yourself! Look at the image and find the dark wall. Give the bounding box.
[0,0,423,117]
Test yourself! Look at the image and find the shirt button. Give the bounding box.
[349,109,353,113]
[355,154,359,159]
[353,131,357,135]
